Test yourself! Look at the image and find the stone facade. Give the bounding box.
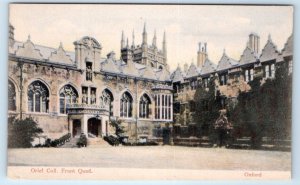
[8,23,293,142]
[8,24,173,142]
[171,33,293,126]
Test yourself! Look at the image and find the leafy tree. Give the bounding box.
[8,116,43,148]
[194,76,221,137]
[109,118,125,137]
[228,62,292,148]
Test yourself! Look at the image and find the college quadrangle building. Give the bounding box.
[7,23,293,143]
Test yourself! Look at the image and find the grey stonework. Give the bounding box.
[8,23,293,142]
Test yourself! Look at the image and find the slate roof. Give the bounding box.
[9,39,76,65]
[239,46,259,66]
[200,58,217,76]
[170,65,186,82]
[260,36,279,62]
[281,34,293,57]
[185,62,201,78]
[216,52,239,71]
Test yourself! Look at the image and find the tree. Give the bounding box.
[228,62,292,148]
[109,118,125,137]
[8,116,43,148]
[194,76,221,138]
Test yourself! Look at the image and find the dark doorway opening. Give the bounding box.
[88,118,101,137]
[72,119,81,137]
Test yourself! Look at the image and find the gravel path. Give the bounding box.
[8,146,291,171]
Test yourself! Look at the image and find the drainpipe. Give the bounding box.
[18,59,24,119]
[135,78,138,143]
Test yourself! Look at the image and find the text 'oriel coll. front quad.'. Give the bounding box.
[7,4,293,180]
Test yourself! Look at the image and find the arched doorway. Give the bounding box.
[88,118,101,137]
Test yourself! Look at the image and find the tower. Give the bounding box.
[197,42,207,68]
[248,33,260,53]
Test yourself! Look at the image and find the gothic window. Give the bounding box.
[8,80,16,111]
[28,81,49,113]
[100,89,114,116]
[59,85,78,114]
[139,94,151,118]
[120,92,133,118]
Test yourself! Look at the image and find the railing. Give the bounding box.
[68,103,109,110]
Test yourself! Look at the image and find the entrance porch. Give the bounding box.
[67,103,111,138]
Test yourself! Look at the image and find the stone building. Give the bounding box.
[8,22,293,143]
[171,33,293,127]
[8,23,173,142]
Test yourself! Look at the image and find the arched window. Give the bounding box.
[139,94,151,118]
[28,81,49,113]
[100,89,114,116]
[120,92,133,118]
[8,80,16,111]
[59,85,78,114]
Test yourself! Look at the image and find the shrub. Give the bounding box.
[76,133,87,147]
[8,116,43,148]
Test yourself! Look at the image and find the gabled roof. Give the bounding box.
[10,38,76,64]
[200,58,217,75]
[260,35,279,62]
[100,58,121,74]
[139,65,156,79]
[239,46,259,66]
[216,52,238,71]
[15,36,43,60]
[185,62,201,78]
[155,68,171,81]
[48,43,74,65]
[170,65,185,82]
[281,34,293,57]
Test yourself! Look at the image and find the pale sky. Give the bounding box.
[9,4,293,71]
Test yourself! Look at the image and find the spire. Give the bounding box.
[132,29,135,48]
[59,42,63,49]
[204,42,207,53]
[126,37,129,48]
[162,31,167,58]
[223,48,226,55]
[142,22,147,44]
[27,34,31,42]
[152,29,157,47]
[143,22,146,34]
[268,33,272,42]
[121,30,125,49]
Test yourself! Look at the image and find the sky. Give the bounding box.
[9,4,293,71]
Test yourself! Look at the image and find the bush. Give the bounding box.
[76,133,87,147]
[104,135,119,146]
[8,116,43,148]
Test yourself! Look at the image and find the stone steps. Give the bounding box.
[87,137,111,147]
[60,137,78,148]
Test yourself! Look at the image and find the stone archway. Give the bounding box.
[72,119,81,137]
[87,118,101,137]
